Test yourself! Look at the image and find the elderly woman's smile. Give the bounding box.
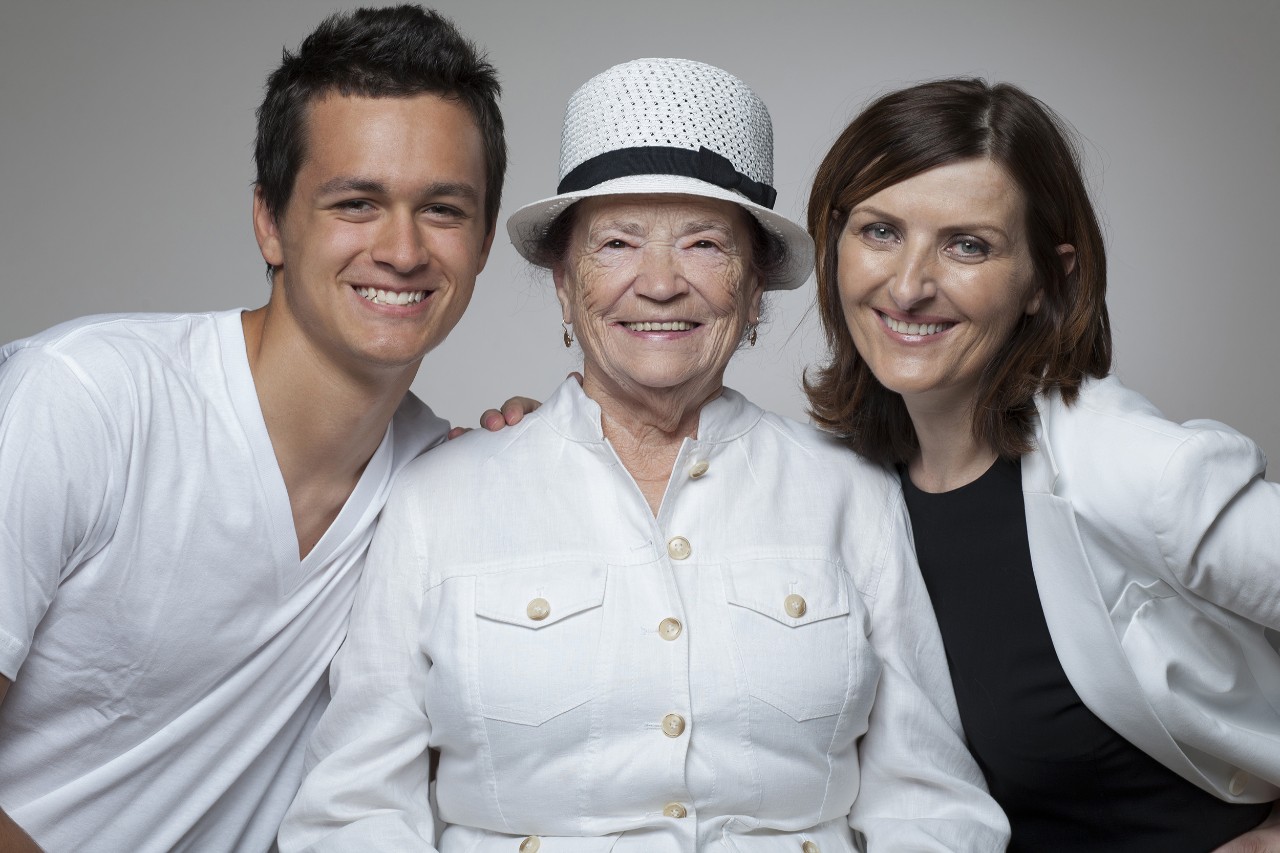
[554,194,764,399]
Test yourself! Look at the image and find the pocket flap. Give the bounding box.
[724,558,849,626]
[475,562,607,629]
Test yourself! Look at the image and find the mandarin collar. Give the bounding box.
[539,377,764,446]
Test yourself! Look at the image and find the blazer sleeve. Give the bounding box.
[1151,422,1280,630]
[277,474,439,852]
[846,488,1011,851]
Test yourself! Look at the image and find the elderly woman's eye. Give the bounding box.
[603,239,629,249]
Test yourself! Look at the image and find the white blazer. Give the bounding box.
[1023,374,1280,802]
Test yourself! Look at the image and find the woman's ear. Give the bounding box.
[1056,243,1077,278]
[748,281,766,325]
[552,266,573,324]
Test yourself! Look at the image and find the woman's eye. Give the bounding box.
[949,237,990,258]
[861,224,897,243]
[604,239,629,249]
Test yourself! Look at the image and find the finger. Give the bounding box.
[501,396,540,426]
[447,426,470,440]
[480,409,506,432]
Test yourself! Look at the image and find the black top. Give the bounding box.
[901,457,1269,852]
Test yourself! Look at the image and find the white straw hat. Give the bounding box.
[506,58,815,291]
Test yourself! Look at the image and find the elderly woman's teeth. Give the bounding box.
[357,287,426,306]
[624,321,695,331]
[883,314,950,336]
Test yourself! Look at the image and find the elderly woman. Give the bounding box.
[806,78,1280,851]
[279,60,1006,851]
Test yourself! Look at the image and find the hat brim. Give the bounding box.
[505,174,815,291]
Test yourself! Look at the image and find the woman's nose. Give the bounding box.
[888,244,937,310]
[633,245,690,301]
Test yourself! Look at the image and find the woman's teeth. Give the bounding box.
[882,314,951,336]
[357,287,426,306]
[624,321,694,331]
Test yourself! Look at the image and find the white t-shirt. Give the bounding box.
[0,310,448,852]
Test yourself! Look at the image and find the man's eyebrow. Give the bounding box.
[314,176,481,203]
[314,176,387,198]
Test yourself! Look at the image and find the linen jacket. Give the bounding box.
[1023,374,1280,803]
[280,379,1008,853]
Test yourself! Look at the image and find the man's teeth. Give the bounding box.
[357,287,426,306]
[623,321,695,331]
[883,314,951,336]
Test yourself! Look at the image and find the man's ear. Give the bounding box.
[476,224,496,275]
[252,186,285,271]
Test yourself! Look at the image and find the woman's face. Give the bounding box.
[555,194,763,401]
[836,158,1044,414]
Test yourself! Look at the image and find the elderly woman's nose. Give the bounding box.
[633,244,690,300]
[887,244,938,310]
[371,211,428,274]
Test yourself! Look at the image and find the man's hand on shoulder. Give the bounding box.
[447,396,542,440]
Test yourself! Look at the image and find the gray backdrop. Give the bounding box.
[3,0,1277,463]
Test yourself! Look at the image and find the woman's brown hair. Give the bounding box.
[805,78,1112,465]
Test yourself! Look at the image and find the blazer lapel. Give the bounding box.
[1022,411,1211,788]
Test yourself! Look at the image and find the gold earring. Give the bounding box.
[747,323,758,347]
[562,322,573,348]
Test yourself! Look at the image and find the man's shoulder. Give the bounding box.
[2,311,235,377]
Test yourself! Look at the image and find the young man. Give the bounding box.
[0,7,507,850]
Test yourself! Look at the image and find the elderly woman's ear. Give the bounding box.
[553,265,573,324]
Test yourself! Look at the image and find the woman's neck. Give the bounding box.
[903,394,998,494]
[584,368,722,515]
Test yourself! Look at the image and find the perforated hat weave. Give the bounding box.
[506,58,814,290]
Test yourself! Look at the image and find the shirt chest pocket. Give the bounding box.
[724,557,856,722]
[473,562,608,726]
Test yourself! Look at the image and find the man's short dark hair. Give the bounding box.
[254,5,506,234]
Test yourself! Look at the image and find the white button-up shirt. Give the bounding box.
[280,379,1008,852]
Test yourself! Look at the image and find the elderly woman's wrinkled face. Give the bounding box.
[837,158,1051,414]
[555,194,763,399]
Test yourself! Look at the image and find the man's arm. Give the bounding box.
[0,677,44,852]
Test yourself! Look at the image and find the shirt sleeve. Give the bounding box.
[277,472,438,852]
[0,347,121,680]
[1152,423,1280,630]
[846,488,1011,851]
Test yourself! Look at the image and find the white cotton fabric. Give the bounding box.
[0,310,448,852]
[279,378,1008,852]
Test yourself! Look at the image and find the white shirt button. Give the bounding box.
[802,842,821,853]
[1228,769,1249,796]
[689,460,710,479]
[784,593,807,618]
[519,837,541,853]
[667,536,691,560]
[662,713,686,737]
[526,598,550,621]
[662,802,688,818]
[658,617,683,641]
